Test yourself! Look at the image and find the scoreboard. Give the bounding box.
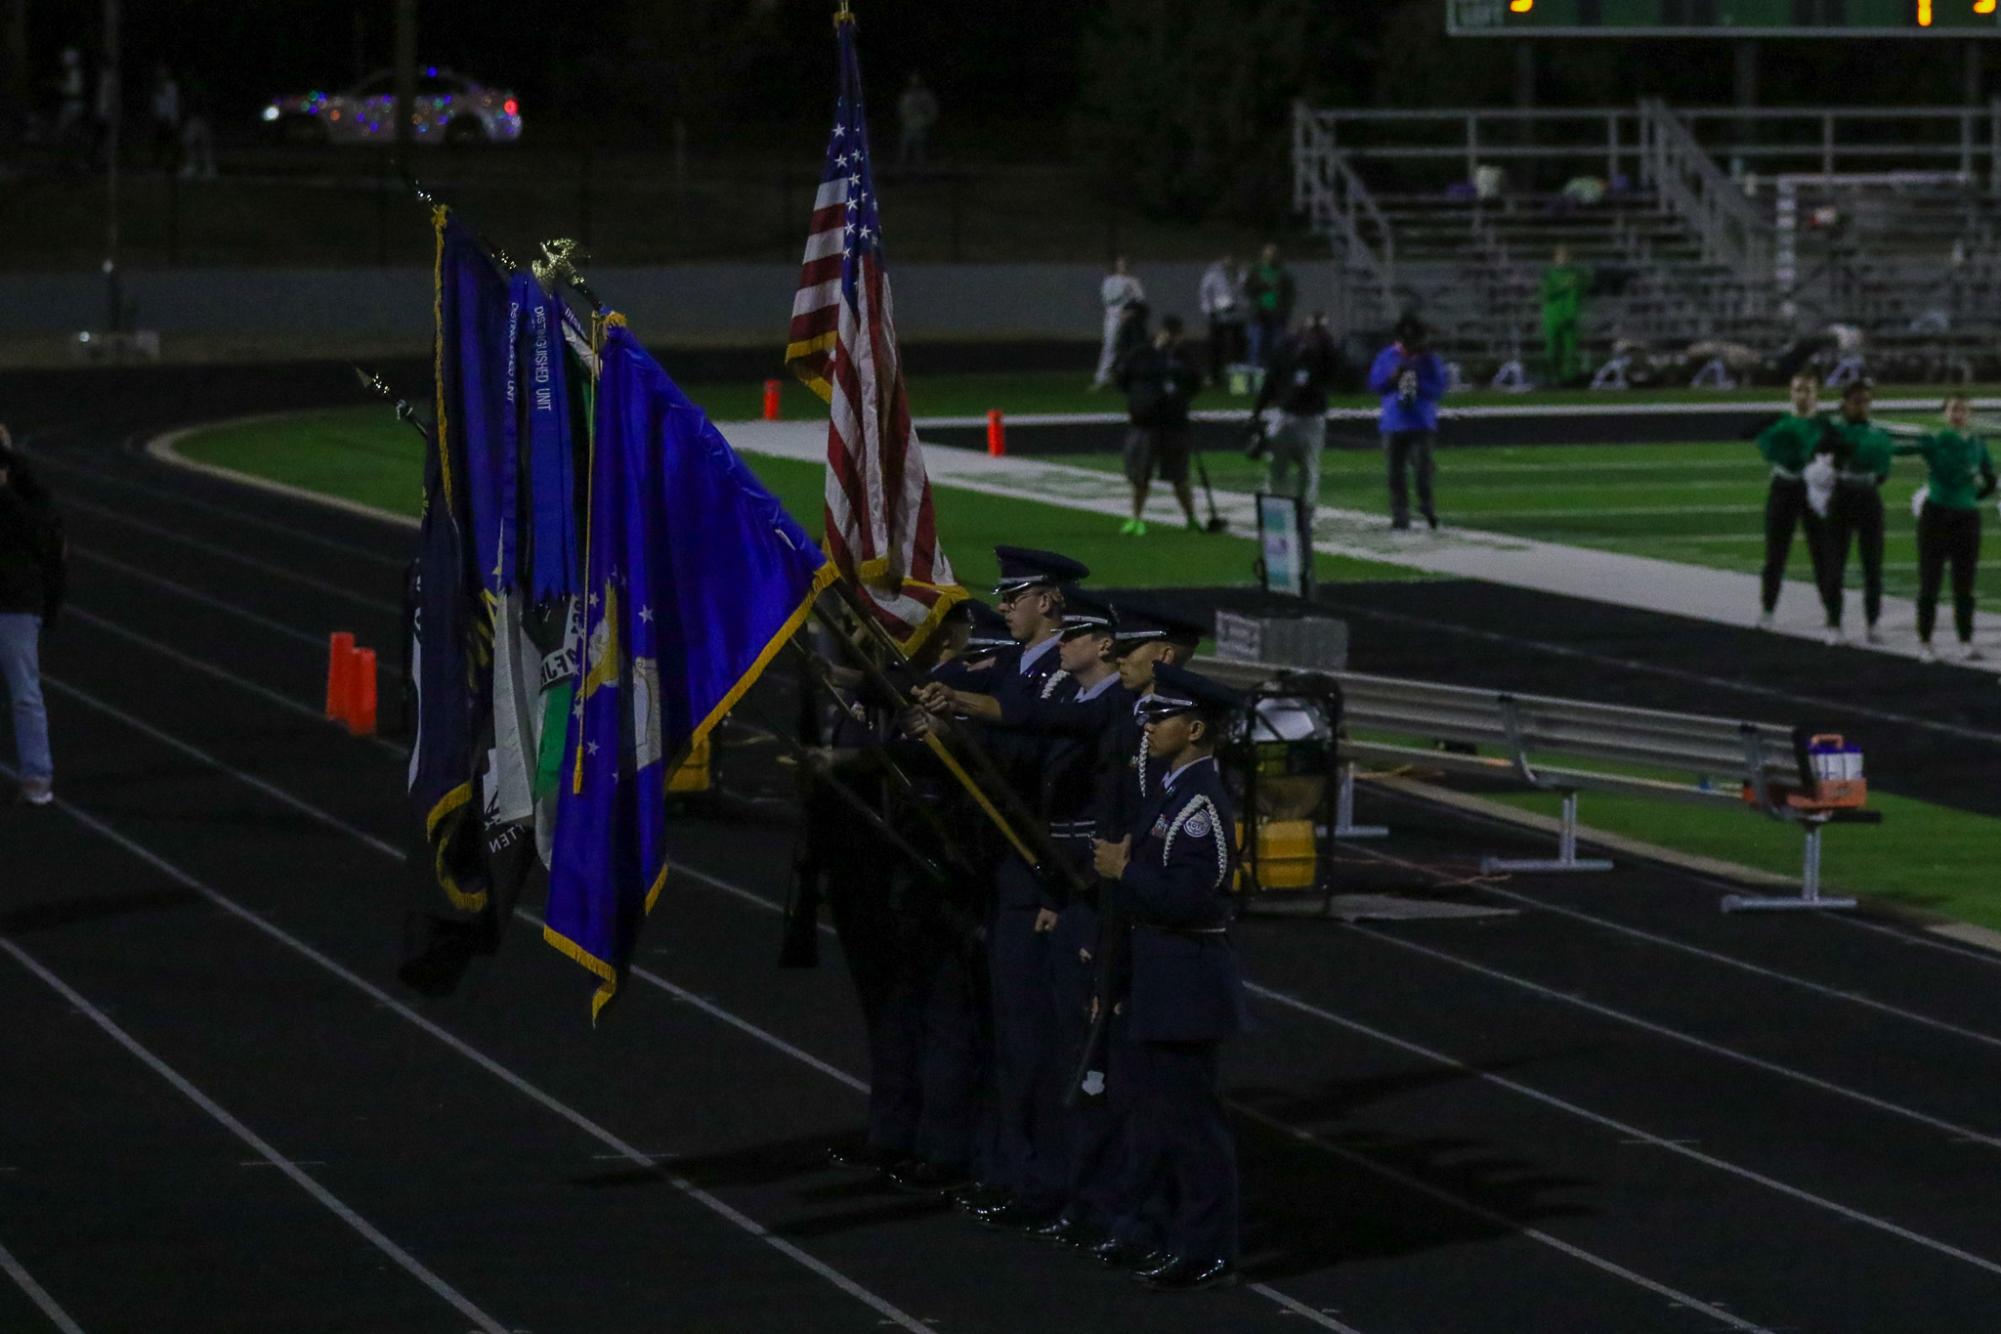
[1447,0,2001,36]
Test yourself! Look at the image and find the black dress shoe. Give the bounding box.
[1094,1238,1169,1270]
[973,1200,1060,1231]
[886,1159,971,1195]
[951,1183,1010,1213]
[1138,1257,1239,1292]
[824,1143,899,1172]
[1027,1216,1101,1247]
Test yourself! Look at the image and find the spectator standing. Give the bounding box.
[895,73,938,172]
[178,73,217,181]
[1092,256,1145,391]
[1367,314,1447,530]
[0,427,64,806]
[1197,254,1246,387]
[1117,315,1204,536]
[1244,243,1295,369]
[1541,244,1588,385]
[1250,313,1341,524]
[1897,394,1996,663]
[149,64,180,171]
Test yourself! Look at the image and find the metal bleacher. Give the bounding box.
[1294,99,2001,380]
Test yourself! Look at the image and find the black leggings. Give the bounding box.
[1761,478,1828,615]
[1916,502,1981,644]
[1824,485,1885,629]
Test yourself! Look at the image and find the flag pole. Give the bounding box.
[812,582,1092,903]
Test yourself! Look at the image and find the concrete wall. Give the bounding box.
[1,260,1345,342]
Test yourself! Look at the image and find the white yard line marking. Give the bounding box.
[66,498,394,610]
[1,771,936,1334]
[43,678,404,861]
[0,1238,86,1334]
[668,863,1780,1331]
[1356,792,2001,1018]
[1246,1283,1372,1334]
[1342,923,2001,1147]
[1230,1106,1769,1334]
[65,607,407,760]
[30,450,407,565]
[70,549,331,650]
[0,936,511,1334]
[1242,978,2001,1278]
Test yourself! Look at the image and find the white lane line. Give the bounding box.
[1342,922,2001,1148]
[1230,1106,1769,1334]
[1354,792,2001,1054]
[1334,600,2001,745]
[0,1238,86,1334]
[69,549,329,650]
[1246,1283,1371,1334]
[29,451,407,567]
[64,607,407,760]
[42,678,403,862]
[0,935,509,1334]
[513,908,869,1096]
[65,498,396,610]
[37,669,1325,1334]
[669,862,1771,1332]
[1241,977,2001,1279]
[1,772,935,1334]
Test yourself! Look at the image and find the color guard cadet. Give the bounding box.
[945,546,1090,1226]
[1092,663,1250,1292]
[914,591,1133,1244]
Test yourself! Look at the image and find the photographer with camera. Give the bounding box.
[1367,313,1447,531]
[1246,312,1341,525]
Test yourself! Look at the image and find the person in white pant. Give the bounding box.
[1092,256,1145,390]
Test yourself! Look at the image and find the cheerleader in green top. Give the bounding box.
[1895,393,1997,663]
[1754,373,1836,629]
[1820,379,1898,645]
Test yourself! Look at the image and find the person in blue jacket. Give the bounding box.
[1367,313,1448,530]
[1092,663,1251,1292]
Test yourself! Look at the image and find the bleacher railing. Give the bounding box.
[1291,103,1399,325]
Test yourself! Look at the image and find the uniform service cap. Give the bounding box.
[992,546,1090,598]
[1137,663,1240,721]
[1056,587,1118,639]
[1111,602,1207,650]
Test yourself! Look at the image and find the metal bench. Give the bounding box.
[1202,663,1880,912]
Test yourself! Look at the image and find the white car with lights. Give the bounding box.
[262,68,521,146]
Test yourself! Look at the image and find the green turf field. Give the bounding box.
[171,401,2001,928]
[1067,433,2001,613]
[172,406,1420,590]
[1486,784,2001,931]
[690,372,2001,422]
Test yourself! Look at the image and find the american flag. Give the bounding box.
[784,14,960,649]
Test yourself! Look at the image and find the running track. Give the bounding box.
[5,362,2001,1331]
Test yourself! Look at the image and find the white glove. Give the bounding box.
[1911,486,1929,519]
[1803,455,1836,518]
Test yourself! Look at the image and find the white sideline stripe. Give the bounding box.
[1358,827,2001,1057]
[34,673,1332,1334]
[43,678,403,861]
[1454,504,1765,519]
[1344,923,2001,1147]
[0,935,510,1334]
[146,423,420,532]
[65,497,394,611]
[514,908,869,1096]
[1229,1105,1770,1334]
[1340,601,2001,745]
[1245,1284,1370,1334]
[0,772,935,1334]
[71,549,329,649]
[909,397,1995,429]
[0,1239,86,1334]
[32,447,407,566]
[667,864,1774,1331]
[64,607,406,760]
[1241,979,2001,1279]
